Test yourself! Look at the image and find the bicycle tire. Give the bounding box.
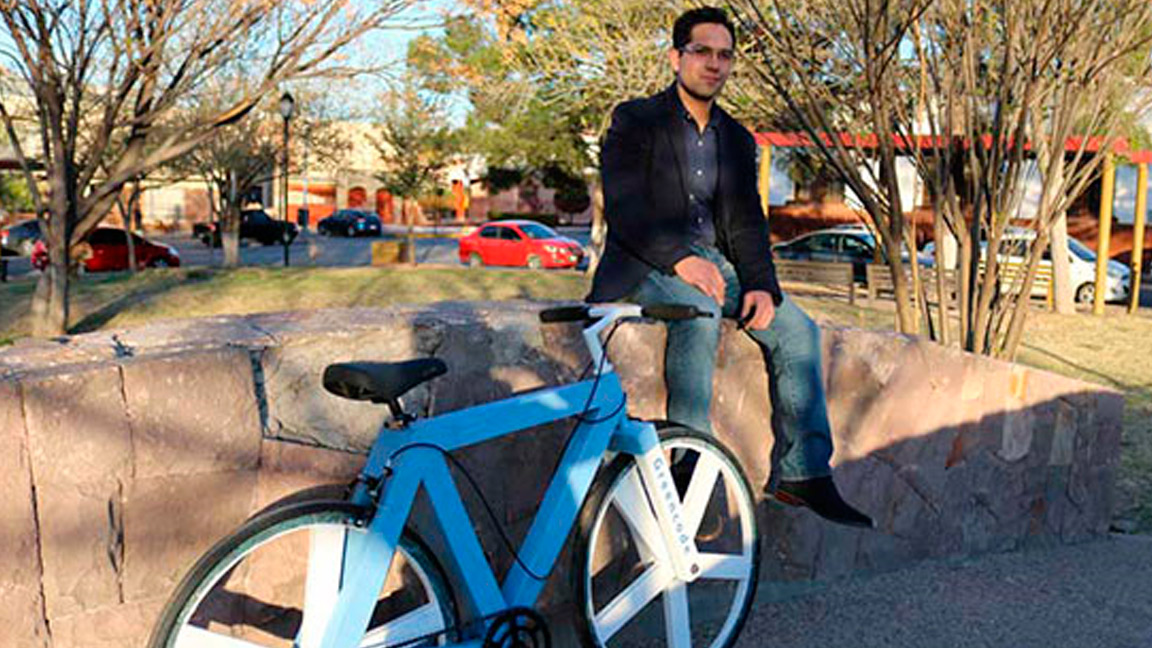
[148,499,458,648]
[573,426,761,648]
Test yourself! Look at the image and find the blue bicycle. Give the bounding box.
[149,303,761,648]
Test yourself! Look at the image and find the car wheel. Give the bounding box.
[150,258,170,269]
[1075,282,1095,304]
[468,252,483,268]
[527,254,542,270]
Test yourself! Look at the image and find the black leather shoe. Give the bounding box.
[768,476,874,529]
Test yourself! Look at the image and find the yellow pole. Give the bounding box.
[1130,162,1148,314]
[758,143,772,219]
[1093,153,1116,315]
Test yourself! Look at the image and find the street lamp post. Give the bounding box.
[279,91,296,267]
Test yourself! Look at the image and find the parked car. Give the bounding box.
[771,225,915,282]
[31,227,180,273]
[458,221,584,269]
[1,218,42,256]
[317,209,383,237]
[192,209,298,247]
[920,231,1131,303]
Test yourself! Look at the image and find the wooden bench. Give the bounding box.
[774,259,857,304]
[984,260,1053,305]
[866,262,1053,306]
[866,263,910,305]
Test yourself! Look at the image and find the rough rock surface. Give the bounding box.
[0,301,1124,647]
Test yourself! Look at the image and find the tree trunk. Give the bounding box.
[955,235,969,344]
[222,199,241,268]
[31,256,69,337]
[932,215,951,345]
[32,181,74,337]
[1049,211,1074,313]
[407,199,417,266]
[222,230,240,267]
[586,178,605,277]
[125,211,138,274]
[888,254,918,334]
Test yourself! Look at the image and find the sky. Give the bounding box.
[321,0,467,122]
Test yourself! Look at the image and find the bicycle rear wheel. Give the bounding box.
[574,427,760,648]
[149,500,457,648]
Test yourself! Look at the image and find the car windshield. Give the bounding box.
[1068,238,1095,262]
[519,223,558,239]
[88,229,125,245]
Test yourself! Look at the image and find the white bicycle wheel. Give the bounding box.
[149,500,457,648]
[574,427,760,648]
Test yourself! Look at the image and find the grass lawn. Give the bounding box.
[1,267,1149,531]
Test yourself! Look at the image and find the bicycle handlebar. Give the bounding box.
[640,304,713,321]
[538,303,713,324]
[538,305,592,323]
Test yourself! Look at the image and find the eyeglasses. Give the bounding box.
[679,43,735,64]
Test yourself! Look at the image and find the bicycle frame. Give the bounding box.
[316,308,703,648]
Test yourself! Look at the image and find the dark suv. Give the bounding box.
[193,209,298,247]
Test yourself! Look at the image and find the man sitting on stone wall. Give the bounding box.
[587,6,872,528]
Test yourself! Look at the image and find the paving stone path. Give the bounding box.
[738,533,1152,648]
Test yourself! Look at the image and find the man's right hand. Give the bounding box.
[673,255,726,306]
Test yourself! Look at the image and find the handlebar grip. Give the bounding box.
[539,305,591,323]
[641,304,713,321]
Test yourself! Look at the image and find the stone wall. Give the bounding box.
[0,302,1124,647]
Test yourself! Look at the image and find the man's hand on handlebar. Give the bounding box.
[674,255,725,306]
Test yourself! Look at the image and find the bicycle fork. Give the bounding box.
[611,419,703,584]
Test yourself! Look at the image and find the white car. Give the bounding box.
[920,234,1130,303]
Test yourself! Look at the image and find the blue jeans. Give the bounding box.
[626,245,833,481]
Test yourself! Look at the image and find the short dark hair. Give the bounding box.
[672,7,737,50]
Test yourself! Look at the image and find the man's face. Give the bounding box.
[670,23,734,101]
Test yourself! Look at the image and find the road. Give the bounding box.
[0,227,594,280]
[4,233,1152,312]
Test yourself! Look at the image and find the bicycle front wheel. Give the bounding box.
[574,427,760,648]
[149,500,458,648]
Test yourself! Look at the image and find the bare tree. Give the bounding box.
[170,83,350,267]
[0,0,413,336]
[730,0,1152,357]
[903,0,1152,357]
[729,0,934,336]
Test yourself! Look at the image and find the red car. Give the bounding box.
[32,227,181,272]
[458,221,584,269]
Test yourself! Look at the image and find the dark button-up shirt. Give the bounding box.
[681,104,719,246]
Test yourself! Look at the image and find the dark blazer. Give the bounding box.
[587,83,782,305]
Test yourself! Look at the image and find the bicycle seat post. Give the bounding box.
[384,398,415,429]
